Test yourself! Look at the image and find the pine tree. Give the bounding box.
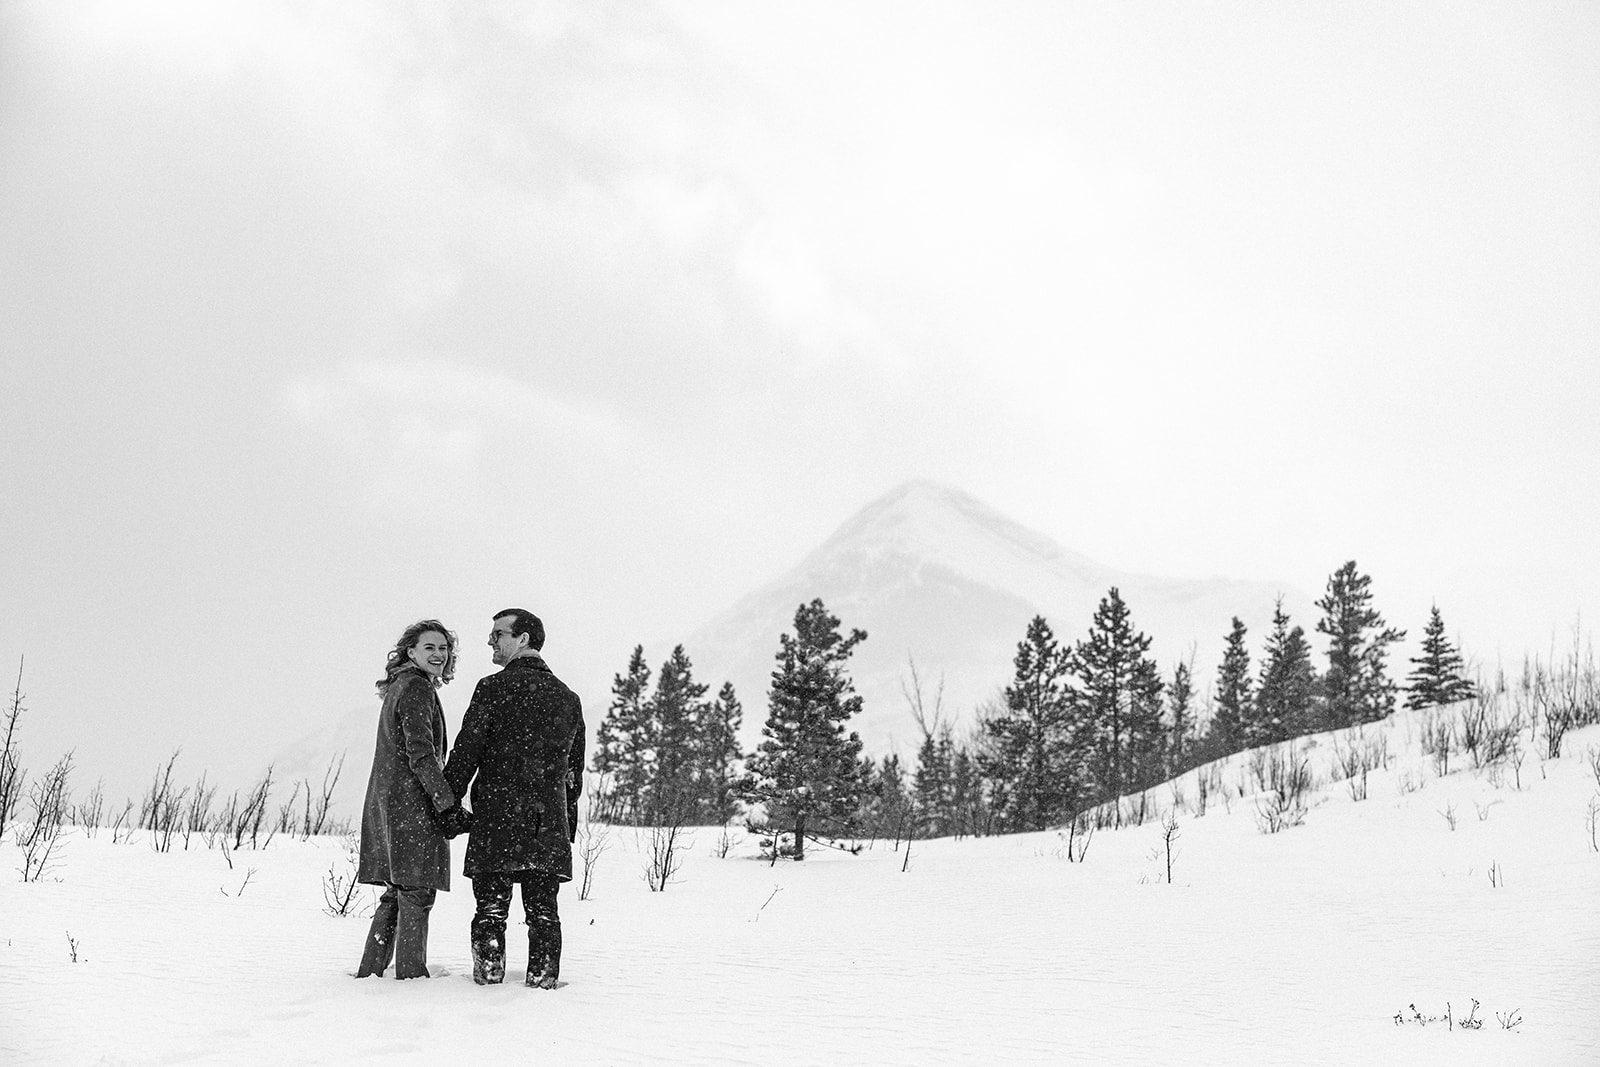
[865,754,914,841]
[591,645,653,823]
[949,745,984,838]
[1072,589,1165,804]
[1166,657,1195,775]
[1405,605,1477,710]
[913,725,954,838]
[700,681,744,822]
[1316,561,1406,727]
[1207,617,1253,758]
[979,616,1077,832]
[1255,599,1317,744]
[646,644,710,822]
[738,599,868,861]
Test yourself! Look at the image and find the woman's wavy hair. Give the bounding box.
[376,619,458,694]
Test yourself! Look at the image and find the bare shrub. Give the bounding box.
[74,779,104,838]
[575,819,611,901]
[1427,719,1453,777]
[1438,803,1456,831]
[1059,811,1095,862]
[322,831,368,916]
[641,793,692,892]
[0,658,26,842]
[1193,767,1212,817]
[1158,810,1179,883]
[300,753,345,838]
[140,751,188,854]
[109,798,135,844]
[183,774,216,850]
[1254,751,1311,834]
[16,751,74,882]
[1396,770,1424,796]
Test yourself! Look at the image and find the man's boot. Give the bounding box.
[471,922,505,985]
[525,918,561,989]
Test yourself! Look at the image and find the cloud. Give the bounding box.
[285,359,630,508]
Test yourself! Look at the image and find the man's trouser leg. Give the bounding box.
[391,885,437,979]
[355,884,398,977]
[470,873,513,985]
[521,873,562,988]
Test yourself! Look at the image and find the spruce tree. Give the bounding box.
[700,681,744,822]
[1166,657,1195,775]
[949,744,984,838]
[591,645,653,823]
[1208,617,1253,757]
[1316,561,1406,727]
[738,599,867,861]
[1255,599,1317,744]
[1072,589,1165,804]
[1404,605,1476,710]
[913,725,954,838]
[646,644,709,822]
[979,615,1077,832]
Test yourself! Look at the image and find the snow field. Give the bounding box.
[2,718,1596,1065]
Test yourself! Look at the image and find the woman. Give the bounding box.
[355,619,466,979]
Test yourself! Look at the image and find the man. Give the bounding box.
[444,607,586,988]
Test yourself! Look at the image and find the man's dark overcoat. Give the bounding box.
[357,665,457,890]
[444,654,585,881]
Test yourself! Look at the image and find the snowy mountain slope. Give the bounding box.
[276,480,1316,814]
[684,480,1317,756]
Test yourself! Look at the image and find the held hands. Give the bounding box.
[434,803,474,839]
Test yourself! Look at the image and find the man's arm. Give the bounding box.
[443,679,490,802]
[565,693,586,842]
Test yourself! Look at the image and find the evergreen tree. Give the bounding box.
[738,599,868,861]
[864,753,914,841]
[699,681,744,822]
[979,616,1077,832]
[1166,656,1195,775]
[1404,605,1477,710]
[646,644,710,821]
[1316,561,1406,727]
[913,725,954,838]
[1072,589,1165,803]
[1207,617,1253,757]
[591,645,653,822]
[1255,599,1317,744]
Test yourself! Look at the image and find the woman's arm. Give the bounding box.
[394,677,456,813]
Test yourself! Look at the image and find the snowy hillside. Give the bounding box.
[4,705,1597,1064]
[686,481,1315,756]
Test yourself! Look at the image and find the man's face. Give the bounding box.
[488,615,526,666]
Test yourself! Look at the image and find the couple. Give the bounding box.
[354,608,586,988]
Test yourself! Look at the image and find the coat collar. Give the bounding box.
[503,653,548,674]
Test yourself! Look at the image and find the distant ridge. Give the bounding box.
[685,481,1316,757]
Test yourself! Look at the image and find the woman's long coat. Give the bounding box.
[444,655,585,882]
[357,666,457,890]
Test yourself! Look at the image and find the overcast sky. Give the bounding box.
[3,0,1596,798]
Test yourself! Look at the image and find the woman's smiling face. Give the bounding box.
[407,630,451,678]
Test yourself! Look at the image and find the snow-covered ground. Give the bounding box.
[4,714,1597,1065]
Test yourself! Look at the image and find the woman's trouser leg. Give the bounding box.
[355,884,399,977]
[392,885,438,979]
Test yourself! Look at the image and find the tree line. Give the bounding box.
[588,560,1477,855]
